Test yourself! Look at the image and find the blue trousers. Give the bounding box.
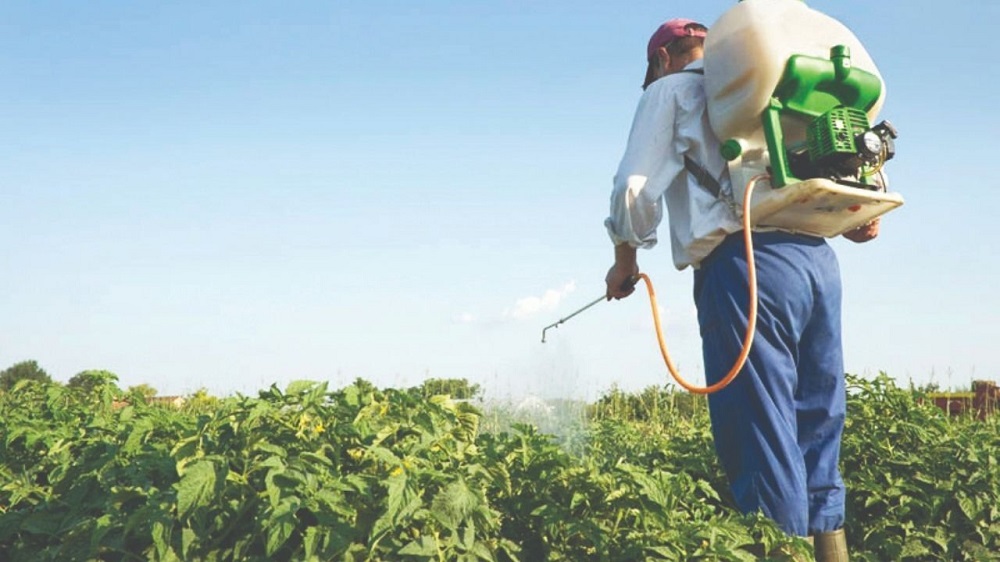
[693,231,846,536]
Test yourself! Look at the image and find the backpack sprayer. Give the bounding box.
[542,0,903,395]
[708,0,904,236]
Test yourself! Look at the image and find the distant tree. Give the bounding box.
[351,378,377,395]
[67,370,119,395]
[184,388,218,413]
[413,378,482,400]
[0,360,53,391]
[127,383,158,399]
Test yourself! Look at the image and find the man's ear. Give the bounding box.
[655,46,670,72]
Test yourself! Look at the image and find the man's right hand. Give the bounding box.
[606,243,640,300]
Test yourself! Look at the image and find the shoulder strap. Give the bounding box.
[684,156,722,199]
[677,67,721,198]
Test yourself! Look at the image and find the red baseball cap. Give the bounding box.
[643,18,708,88]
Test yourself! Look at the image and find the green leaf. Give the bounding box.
[471,540,495,561]
[900,537,930,558]
[958,494,980,520]
[89,514,114,554]
[461,521,475,550]
[343,385,360,407]
[431,478,480,530]
[272,469,307,491]
[171,435,203,470]
[643,546,677,560]
[265,467,285,509]
[371,474,422,541]
[695,478,721,501]
[286,380,319,395]
[152,520,177,561]
[254,442,288,458]
[302,526,321,559]
[300,451,333,468]
[122,418,154,455]
[181,526,196,560]
[398,535,438,556]
[176,459,219,519]
[367,445,401,466]
[266,497,300,556]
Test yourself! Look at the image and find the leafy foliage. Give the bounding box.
[127,384,158,400]
[0,373,996,560]
[67,370,120,395]
[841,373,1000,560]
[0,360,52,391]
[412,378,483,401]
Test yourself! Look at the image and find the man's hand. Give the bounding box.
[842,218,880,243]
[606,243,639,300]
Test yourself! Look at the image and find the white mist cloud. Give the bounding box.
[504,281,577,320]
[453,312,477,324]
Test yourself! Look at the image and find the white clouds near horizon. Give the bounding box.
[504,281,577,320]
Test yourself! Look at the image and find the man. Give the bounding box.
[604,18,878,561]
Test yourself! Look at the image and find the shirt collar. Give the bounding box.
[684,59,705,71]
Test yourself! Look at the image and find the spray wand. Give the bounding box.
[540,276,638,343]
[540,294,606,344]
[540,174,768,395]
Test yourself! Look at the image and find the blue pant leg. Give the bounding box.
[694,232,816,536]
[795,243,847,533]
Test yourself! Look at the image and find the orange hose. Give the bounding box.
[638,174,769,395]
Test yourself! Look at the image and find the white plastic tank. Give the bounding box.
[703,0,885,148]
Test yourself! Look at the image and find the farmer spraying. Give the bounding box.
[602,11,890,560]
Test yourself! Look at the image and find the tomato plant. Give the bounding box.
[1,373,996,560]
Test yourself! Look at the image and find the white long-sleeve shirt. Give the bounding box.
[605,59,742,270]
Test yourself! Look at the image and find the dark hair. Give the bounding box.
[665,23,707,57]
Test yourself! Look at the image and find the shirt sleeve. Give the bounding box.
[605,84,686,249]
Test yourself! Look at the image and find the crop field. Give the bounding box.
[1,373,998,561]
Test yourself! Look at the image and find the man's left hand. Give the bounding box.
[842,218,880,243]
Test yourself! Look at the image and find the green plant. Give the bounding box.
[1,372,996,561]
[841,373,1000,560]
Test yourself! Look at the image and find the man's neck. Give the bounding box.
[672,50,703,71]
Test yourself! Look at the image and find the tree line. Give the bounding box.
[0,359,157,397]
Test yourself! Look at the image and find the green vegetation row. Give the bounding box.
[1,371,998,561]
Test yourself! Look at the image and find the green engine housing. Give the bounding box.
[807,106,871,170]
[750,45,884,188]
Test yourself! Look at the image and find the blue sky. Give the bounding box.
[2,1,998,399]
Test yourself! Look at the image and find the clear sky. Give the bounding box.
[2,1,998,399]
